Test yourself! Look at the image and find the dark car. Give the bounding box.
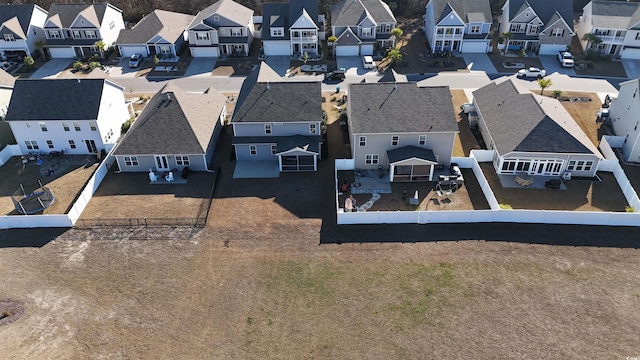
[324,70,345,82]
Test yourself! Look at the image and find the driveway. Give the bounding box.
[107,58,141,78]
[30,59,71,79]
[336,56,376,75]
[539,55,576,77]
[462,53,497,74]
[264,56,290,76]
[184,57,216,77]
[622,58,640,79]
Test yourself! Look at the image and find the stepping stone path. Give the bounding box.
[357,193,381,212]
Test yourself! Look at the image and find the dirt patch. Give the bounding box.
[0,300,25,326]
[556,91,604,147]
[450,89,480,157]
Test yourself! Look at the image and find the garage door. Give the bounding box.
[264,43,290,56]
[461,41,488,53]
[360,44,374,56]
[539,44,567,55]
[622,48,640,59]
[48,47,75,58]
[119,45,148,58]
[336,45,359,57]
[190,47,218,57]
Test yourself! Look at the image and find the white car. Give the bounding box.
[362,56,376,69]
[517,67,546,79]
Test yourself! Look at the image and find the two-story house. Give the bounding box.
[186,0,254,58]
[113,82,227,173]
[473,78,602,179]
[116,9,194,58]
[423,0,492,53]
[0,4,48,61]
[43,3,125,59]
[577,1,640,59]
[231,62,322,176]
[261,0,325,56]
[4,78,130,155]
[330,0,396,57]
[608,79,640,162]
[347,82,459,182]
[499,0,574,54]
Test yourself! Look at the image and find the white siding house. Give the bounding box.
[609,79,640,162]
[577,1,640,59]
[0,4,48,60]
[424,0,492,53]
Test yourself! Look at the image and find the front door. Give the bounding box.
[293,43,300,54]
[154,155,170,171]
[85,140,97,153]
[610,44,618,55]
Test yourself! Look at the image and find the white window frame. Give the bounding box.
[196,32,209,40]
[25,140,39,150]
[73,122,80,131]
[265,124,272,134]
[46,140,54,149]
[175,155,190,166]
[84,30,97,39]
[551,28,564,37]
[72,30,82,39]
[39,122,47,132]
[271,28,284,37]
[109,20,115,30]
[391,135,399,146]
[365,154,379,165]
[309,123,317,134]
[68,140,76,149]
[359,136,366,147]
[249,145,257,155]
[231,28,242,36]
[470,25,481,34]
[62,122,70,131]
[48,30,61,39]
[124,156,139,166]
[271,145,277,155]
[418,135,427,146]
[361,27,372,37]
[3,34,15,42]
[89,121,97,131]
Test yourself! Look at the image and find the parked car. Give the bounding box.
[517,67,546,79]
[362,56,376,69]
[324,70,345,82]
[557,51,574,68]
[129,53,143,68]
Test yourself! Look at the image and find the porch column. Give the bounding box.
[278,155,283,172]
[314,154,317,171]
[389,164,394,182]
[429,164,434,181]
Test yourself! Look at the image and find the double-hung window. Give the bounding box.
[391,135,399,146]
[309,124,317,134]
[365,154,379,165]
[124,156,138,166]
[359,136,366,147]
[176,156,190,166]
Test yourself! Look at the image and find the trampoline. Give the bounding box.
[12,181,55,215]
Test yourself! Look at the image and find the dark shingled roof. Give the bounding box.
[262,0,318,41]
[233,135,322,153]
[387,146,437,163]
[331,0,396,28]
[46,3,118,29]
[591,1,640,29]
[472,79,602,156]
[187,0,253,30]
[114,82,227,155]
[5,78,121,121]
[348,82,458,134]
[507,0,573,29]
[116,9,194,45]
[233,61,282,114]
[431,0,492,24]
[0,4,44,39]
[232,82,321,123]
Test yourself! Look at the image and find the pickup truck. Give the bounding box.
[557,51,574,68]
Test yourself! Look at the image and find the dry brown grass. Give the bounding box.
[556,91,603,147]
[450,89,481,157]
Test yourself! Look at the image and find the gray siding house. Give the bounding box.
[113,82,227,173]
[116,9,194,58]
[473,78,603,178]
[499,0,574,54]
[347,82,458,182]
[331,0,396,56]
[232,62,322,172]
[423,0,492,53]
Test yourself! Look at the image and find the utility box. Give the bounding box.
[460,103,474,114]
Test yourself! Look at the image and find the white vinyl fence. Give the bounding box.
[67,155,115,223]
[0,145,22,166]
[336,148,640,226]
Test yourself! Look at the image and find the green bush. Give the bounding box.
[121,117,135,134]
[73,61,84,70]
[89,61,101,69]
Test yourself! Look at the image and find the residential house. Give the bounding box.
[473,78,603,178]
[0,68,15,117]
[116,9,194,58]
[186,0,254,57]
[347,82,458,181]
[43,3,125,59]
[577,1,640,58]
[261,0,325,56]
[0,4,48,60]
[330,0,396,56]
[608,79,640,162]
[499,0,574,54]
[4,78,130,155]
[113,82,227,173]
[423,0,492,53]
[232,62,323,172]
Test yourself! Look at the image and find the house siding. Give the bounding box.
[610,81,640,162]
[233,121,321,137]
[499,152,600,177]
[234,143,276,161]
[539,20,572,47]
[99,6,125,46]
[116,154,207,173]
[351,132,455,169]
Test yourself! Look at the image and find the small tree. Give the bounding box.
[391,27,403,46]
[301,51,309,64]
[327,35,337,44]
[93,40,106,59]
[23,56,34,69]
[552,89,562,99]
[154,54,160,65]
[537,78,552,95]
[502,31,513,55]
[517,48,527,64]
[582,33,602,51]
[387,48,402,65]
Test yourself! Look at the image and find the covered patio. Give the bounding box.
[275,135,322,172]
[387,146,438,182]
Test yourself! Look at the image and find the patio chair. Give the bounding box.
[166,171,174,182]
[149,169,158,182]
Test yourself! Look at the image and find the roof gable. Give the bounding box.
[431,0,491,25]
[348,83,458,134]
[0,5,43,36]
[437,4,465,26]
[0,17,26,39]
[331,0,395,27]
[189,0,253,30]
[117,9,193,45]
[71,10,99,29]
[290,9,318,30]
[46,3,118,29]
[508,0,573,27]
[335,26,362,45]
